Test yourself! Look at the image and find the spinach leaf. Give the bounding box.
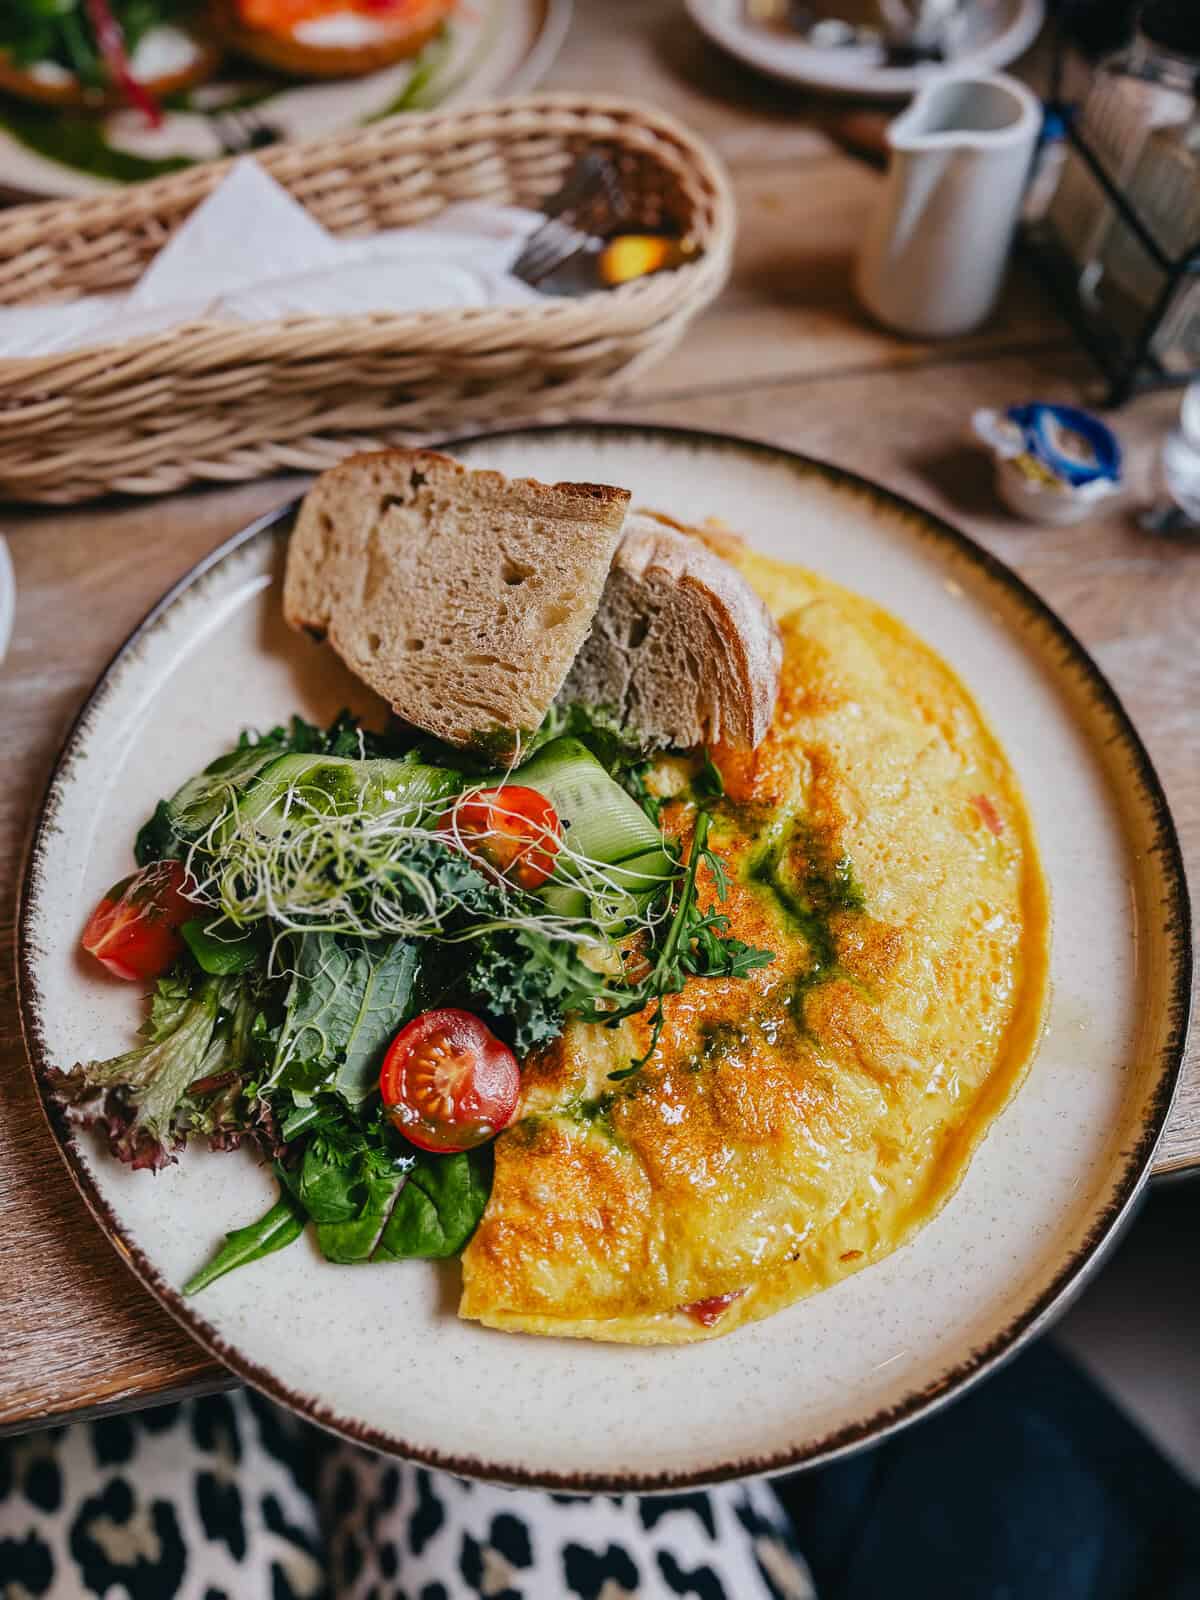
[296,1133,404,1225]
[181,919,261,976]
[315,1168,408,1263]
[134,800,181,867]
[182,1186,306,1296]
[375,1146,493,1261]
[273,933,422,1104]
[297,1115,490,1265]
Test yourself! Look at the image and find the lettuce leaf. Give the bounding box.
[273,933,423,1105]
[57,969,276,1170]
[57,976,225,1170]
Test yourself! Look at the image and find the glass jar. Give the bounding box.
[1159,380,1200,522]
[1045,0,1200,337]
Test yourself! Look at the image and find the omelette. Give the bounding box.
[460,533,1050,1342]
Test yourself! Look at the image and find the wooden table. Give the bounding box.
[1,1,1196,1435]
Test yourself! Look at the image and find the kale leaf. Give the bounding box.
[465,927,609,1056]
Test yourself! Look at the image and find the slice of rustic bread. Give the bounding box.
[283,449,630,756]
[558,510,782,750]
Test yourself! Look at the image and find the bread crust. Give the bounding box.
[214,0,451,78]
[283,448,630,755]
[561,509,783,750]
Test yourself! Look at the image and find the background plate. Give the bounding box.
[0,0,572,201]
[19,424,1190,1490]
[685,0,1044,98]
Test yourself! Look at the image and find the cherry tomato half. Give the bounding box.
[440,785,561,891]
[380,1008,520,1154]
[81,859,196,981]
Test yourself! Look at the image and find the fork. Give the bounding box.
[511,219,597,288]
[511,152,626,287]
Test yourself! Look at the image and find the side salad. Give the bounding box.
[60,706,773,1294]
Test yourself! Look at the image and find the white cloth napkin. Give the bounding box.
[0,159,543,359]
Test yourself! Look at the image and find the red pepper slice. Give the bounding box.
[680,1290,746,1327]
[971,794,1004,837]
[84,0,164,127]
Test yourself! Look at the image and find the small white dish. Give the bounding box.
[991,456,1114,525]
[973,405,1124,525]
[685,0,1045,98]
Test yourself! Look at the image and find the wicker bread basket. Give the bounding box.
[0,95,733,504]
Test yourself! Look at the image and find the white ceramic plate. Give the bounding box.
[685,0,1044,98]
[0,0,572,201]
[19,424,1191,1490]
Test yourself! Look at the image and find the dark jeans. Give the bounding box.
[782,1340,1200,1600]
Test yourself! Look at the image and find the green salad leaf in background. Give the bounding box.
[0,0,196,83]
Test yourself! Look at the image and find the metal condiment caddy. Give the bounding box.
[1023,2,1200,406]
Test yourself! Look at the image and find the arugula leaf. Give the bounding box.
[273,933,422,1104]
[604,768,776,1079]
[691,751,726,803]
[182,1187,306,1296]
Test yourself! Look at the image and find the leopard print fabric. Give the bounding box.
[0,1391,815,1600]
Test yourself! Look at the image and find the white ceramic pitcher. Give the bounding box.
[855,73,1042,339]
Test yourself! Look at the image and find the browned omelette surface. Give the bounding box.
[460,544,1050,1342]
